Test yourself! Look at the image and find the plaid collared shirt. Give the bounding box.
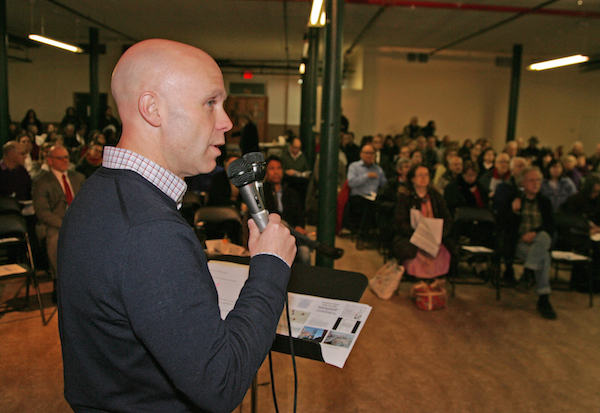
[519,197,543,235]
[102,147,187,209]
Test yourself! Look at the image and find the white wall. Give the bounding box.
[8,43,600,155]
[8,44,122,125]
[342,49,600,152]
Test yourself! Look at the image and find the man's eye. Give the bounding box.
[207,99,216,107]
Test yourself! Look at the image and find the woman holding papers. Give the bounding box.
[391,164,453,278]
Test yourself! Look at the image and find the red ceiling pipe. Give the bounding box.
[276,0,600,18]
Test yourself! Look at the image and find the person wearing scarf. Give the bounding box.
[391,164,453,277]
[444,161,488,217]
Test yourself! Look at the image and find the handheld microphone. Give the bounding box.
[242,152,267,204]
[227,157,269,233]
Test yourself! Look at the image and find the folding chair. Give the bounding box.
[0,213,47,325]
[194,206,243,246]
[0,197,22,215]
[450,207,497,293]
[551,212,594,307]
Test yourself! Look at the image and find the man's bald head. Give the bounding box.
[112,40,219,122]
[110,39,232,177]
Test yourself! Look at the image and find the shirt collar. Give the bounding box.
[102,147,187,209]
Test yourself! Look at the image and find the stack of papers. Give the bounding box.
[207,260,372,368]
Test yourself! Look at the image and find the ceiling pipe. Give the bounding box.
[344,0,600,18]
[276,0,600,18]
[345,5,388,56]
[431,0,561,55]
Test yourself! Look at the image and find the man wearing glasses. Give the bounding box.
[32,145,85,287]
[347,143,387,248]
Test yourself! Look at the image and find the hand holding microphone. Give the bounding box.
[228,152,343,262]
[228,155,296,266]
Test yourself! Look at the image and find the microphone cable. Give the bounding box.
[269,294,298,413]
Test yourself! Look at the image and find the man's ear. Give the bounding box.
[138,92,161,127]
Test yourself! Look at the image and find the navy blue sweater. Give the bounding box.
[57,167,290,413]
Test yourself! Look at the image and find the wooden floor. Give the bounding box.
[1,230,599,413]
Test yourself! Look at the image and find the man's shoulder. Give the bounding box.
[32,170,55,185]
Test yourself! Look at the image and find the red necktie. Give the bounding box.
[62,174,74,205]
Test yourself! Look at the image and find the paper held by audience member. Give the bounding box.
[409,208,443,257]
[276,293,372,369]
[360,191,377,201]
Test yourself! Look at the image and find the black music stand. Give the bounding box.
[207,256,369,411]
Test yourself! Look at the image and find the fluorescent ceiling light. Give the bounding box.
[528,54,589,71]
[28,34,83,53]
[309,0,325,27]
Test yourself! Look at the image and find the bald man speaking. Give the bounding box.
[57,39,296,413]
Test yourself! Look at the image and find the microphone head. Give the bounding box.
[227,158,255,188]
[242,152,266,182]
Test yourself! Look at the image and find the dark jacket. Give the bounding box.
[496,190,555,263]
[263,181,305,229]
[443,175,489,217]
[391,188,452,262]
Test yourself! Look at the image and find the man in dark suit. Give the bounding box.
[32,145,85,278]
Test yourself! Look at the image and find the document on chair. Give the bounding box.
[276,293,372,369]
[409,209,443,257]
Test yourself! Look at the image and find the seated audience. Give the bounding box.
[468,143,482,167]
[458,138,473,160]
[206,155,242,209]
[372,134,394,178]
[76,141,104,178]
[410,150,423,166]
[390,164,452,278]
[478,147,496,175]
[20,109,42,133]
[32,145,86,282]
[346,144,387,240]
[403,116,421,139]
[520,136,542,163]
[340,131,360,167]
[444,161,488,216]
[435,154,462,195]
[0,140,32,200]
[587,143,600,171]
[263,156,311,264]
[479,152,511,198]
[495,166,556,319]
[575,154,591,178]
[540,159,577,212]
[18,132,37,175]
[562,154,582,189]
[559,173,600,292]
[423,136,439,170]
[279,136,311,204]
[504,140,518,158]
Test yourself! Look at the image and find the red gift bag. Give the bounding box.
[409,279,447,311]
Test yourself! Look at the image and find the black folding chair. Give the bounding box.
[450,207,497,294]
[0,214,48,325]
[551,212,594,307]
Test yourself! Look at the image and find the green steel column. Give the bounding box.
[300,27,319,169]
[506,44,522,143]
[89,27,100,131]
[316,0,344,268]
[0,0,10,145]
